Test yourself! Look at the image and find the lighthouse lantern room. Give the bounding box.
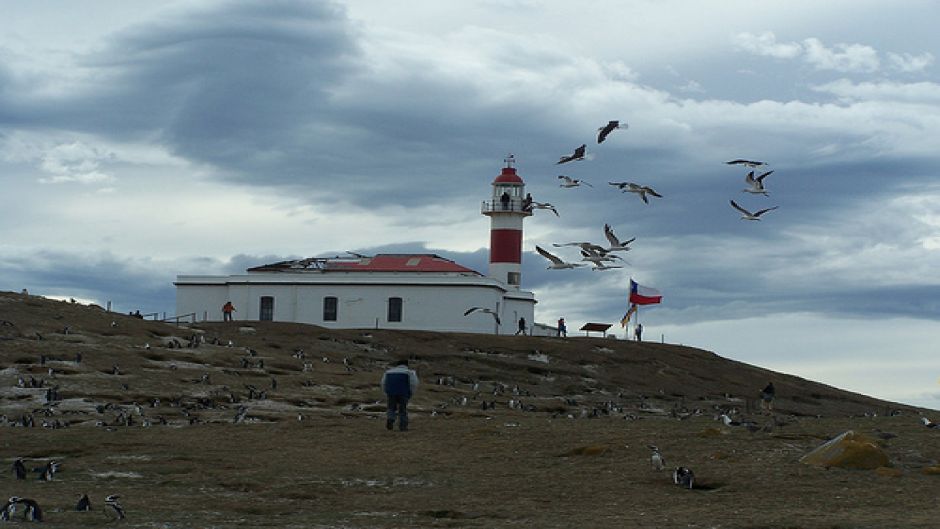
[481,155,532,289]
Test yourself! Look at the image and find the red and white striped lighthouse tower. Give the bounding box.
[482,155,532,289]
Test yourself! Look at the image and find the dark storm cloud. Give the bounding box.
[0,250,176,314]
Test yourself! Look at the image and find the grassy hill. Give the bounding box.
[1,290,938,528]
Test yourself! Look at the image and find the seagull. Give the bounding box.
[530,201,560,216]
[557,144,586,164]
[743,170,774,196]
[535,246,587,269]
[603,224,635,252]
[921,417,939,428]
[558,175,592,188]
[648,445,666,471]
[553,241,606,253]
[463,307,501,326]
[730,199,778,220]
[588,259,623,271]
[612,182,662,204]
[726,159,767,168]
[580,247,622,264]
[672,467,695,489]
[597,120,627,143]
[104,495,125,520]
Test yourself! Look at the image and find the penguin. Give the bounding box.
[13,458,26,480]
[648,445,665,471]
[1,497,16,521]
[76,493,92,511]
[104,494,125,520]
[672,467,695,489]
[38,460,59,481]
[15,497,42,521]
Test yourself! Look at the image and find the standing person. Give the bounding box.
[760,382,776,413]
[634,323,643,342]
[515,316,527,335]
[222,301,236,322]
[557,317,567,338]
[522,193,533,212]
[381,359,419,431]
[500,191,511,210]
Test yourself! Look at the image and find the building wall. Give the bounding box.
[175,273,535,335]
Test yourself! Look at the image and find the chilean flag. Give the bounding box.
[629,279,662,305]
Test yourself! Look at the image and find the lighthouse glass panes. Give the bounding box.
[507,272,520,286]
[323,296,338,321]
[259,296,274,321]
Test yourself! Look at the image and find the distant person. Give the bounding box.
[133,310,143,319]
[500,191,511,210]
[522,193,533,212]
[381,359,419,431]
[222,301,236,322]
[760,382,776,413]
[557,317,567,338]
[634,323,643,342]
[516,316,527,335]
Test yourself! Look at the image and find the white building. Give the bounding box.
[174,158,545,335]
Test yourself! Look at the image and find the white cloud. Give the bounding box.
[887,51,934,73]
[734,32,935,75]
[812,79,940,103]
[37,141,115,185]
[733,31,802,59]
[802,37,880,73]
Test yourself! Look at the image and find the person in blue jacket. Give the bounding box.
[381,359,419,431]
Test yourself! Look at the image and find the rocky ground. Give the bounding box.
[1,291,938,528]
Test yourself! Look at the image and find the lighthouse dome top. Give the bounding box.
[492,154,524,185]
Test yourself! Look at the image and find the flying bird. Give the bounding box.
[553,241,606,253]
[587,260,623,271]
[603,224,635,252]
[726,159,767,168]
[535,246,587,269]
[557,144,586,164]
[579,247,622,264]
[463,307,501,326]
[730,199,778,220]
[597,120,627,143]
[558,175,592,188]
[743,170,774,195]
[530,201,560,216]
[611,182,662,204]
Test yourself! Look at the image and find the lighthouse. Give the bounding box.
[482,155,532,289]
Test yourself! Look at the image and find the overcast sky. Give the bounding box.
[3,1,939,409]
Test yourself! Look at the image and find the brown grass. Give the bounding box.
[1,291,938,528]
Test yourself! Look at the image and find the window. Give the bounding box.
[323,296,338,321]
[388,297,403,322]
[259,296,274,321]
[507,272,520,285]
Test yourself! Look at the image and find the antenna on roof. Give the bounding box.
[504,153,516,168]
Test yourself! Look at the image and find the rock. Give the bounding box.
[875,466,903,478]
[800,430,890,470]
[921,465,940,475]
[238,327,256,334]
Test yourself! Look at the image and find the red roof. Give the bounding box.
[327,254,479,273]
[493,167,524,185]
[248,254,481,274]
